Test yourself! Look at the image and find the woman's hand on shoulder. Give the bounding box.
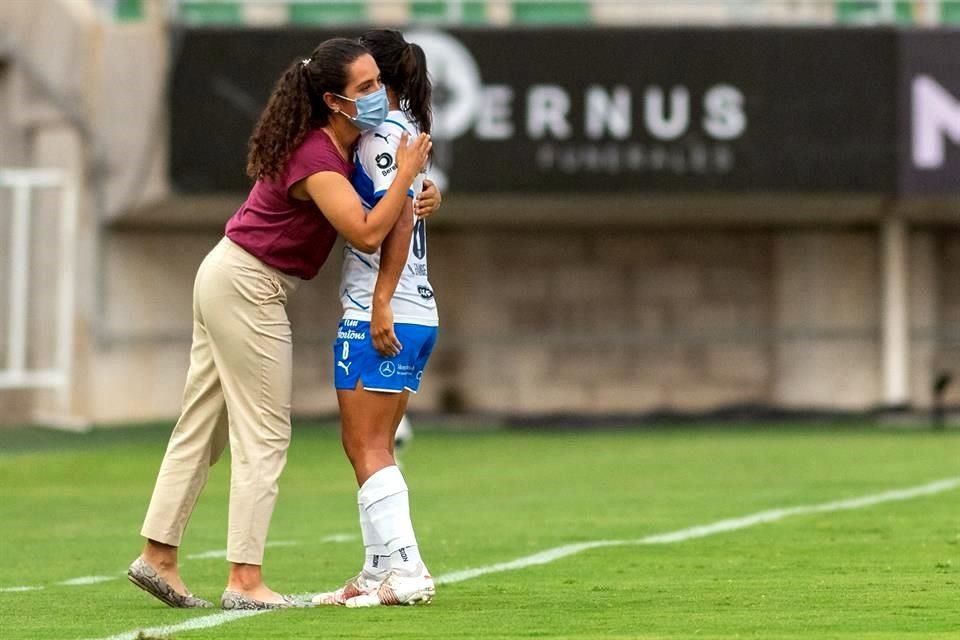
[395,132,431,186]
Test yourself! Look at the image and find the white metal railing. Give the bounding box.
[0,169,79,418]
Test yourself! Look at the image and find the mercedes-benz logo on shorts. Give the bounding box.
[379,361,397,378]
[403,30,482,141]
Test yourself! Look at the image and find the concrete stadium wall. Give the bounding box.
[78,224,952,423]
[432,226,946,414]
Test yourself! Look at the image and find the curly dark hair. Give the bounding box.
[246,38,368,181]
[360,29,432,136]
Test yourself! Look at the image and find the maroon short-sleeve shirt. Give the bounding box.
[226,128,352,280]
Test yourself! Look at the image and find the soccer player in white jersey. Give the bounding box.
[312,29,438,608]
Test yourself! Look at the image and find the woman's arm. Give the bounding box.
[370,198,415,356]
[304,132,431,253]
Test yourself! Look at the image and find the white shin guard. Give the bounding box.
[358,465,423,571]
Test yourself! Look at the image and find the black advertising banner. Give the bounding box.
[172,27,931,195]
[415,28,896,193]
[898,30,960,195]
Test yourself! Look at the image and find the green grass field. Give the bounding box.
[1,422,959,639]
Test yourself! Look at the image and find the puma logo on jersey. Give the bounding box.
[337,361,351,375]
[374,133,391,143]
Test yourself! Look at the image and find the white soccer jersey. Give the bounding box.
[340,110,438,326]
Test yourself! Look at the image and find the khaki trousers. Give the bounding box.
[141,237,299,565]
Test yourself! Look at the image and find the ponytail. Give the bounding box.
[246,61,312,181]
[360,29,433,135]
[402,43,432,136]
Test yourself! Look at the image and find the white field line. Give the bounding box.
[1,535,354,593]
[59,576,118,587]
[439,476,960,584]
[436,541,617,585]
[636,477,960,545]
[317,533,357,543]
[181,534,355,561]
[89,476,960,640]
[185,539,302,561]
[87,610,269,640]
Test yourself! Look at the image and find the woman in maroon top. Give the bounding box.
[129,38,432,610]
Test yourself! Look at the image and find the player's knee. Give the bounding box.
[343,436,391,466]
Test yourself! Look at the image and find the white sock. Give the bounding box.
[358,501,390,577]
[358,465,425,575]
[389,543,423,574]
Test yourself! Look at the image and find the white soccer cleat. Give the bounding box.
[344,565,435,607]
[311,571,384,606]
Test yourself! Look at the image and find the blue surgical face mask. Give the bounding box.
[335,85,388,132]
